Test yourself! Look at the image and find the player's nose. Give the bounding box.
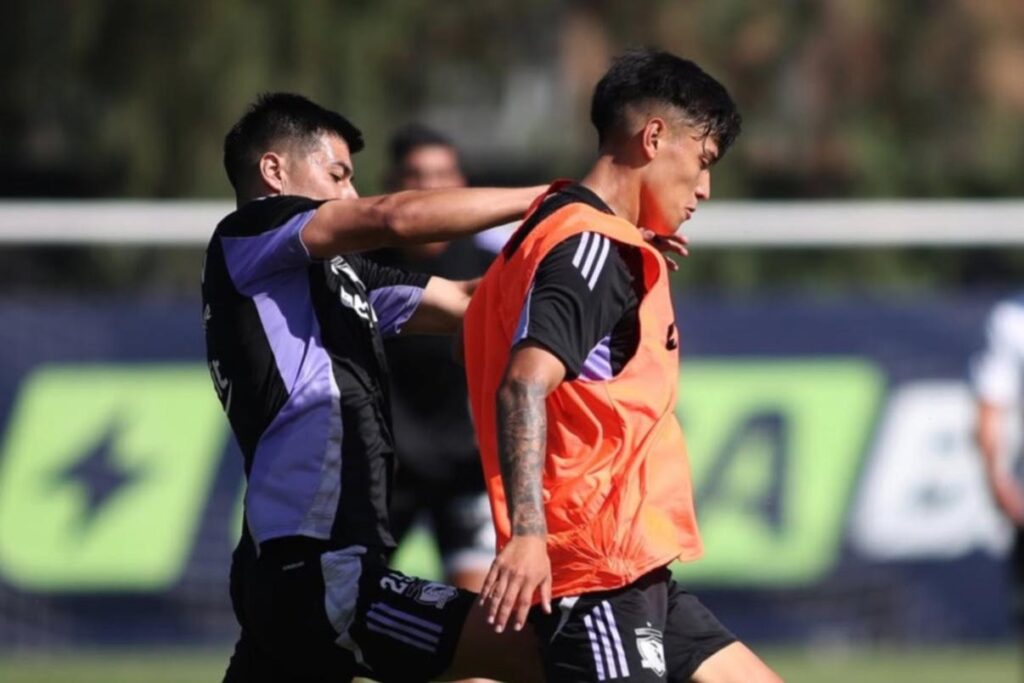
[695,170,711,201]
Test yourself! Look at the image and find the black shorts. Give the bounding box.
[530,567,736,682]
[389,459,496,576]
[224,536,475,683]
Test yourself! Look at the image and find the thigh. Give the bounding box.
[532,578,670,682]
[444,599,545,682]
[244,546,360,682]
[688,641,782,683]
[329,550,477,682]
[664,581,736,682]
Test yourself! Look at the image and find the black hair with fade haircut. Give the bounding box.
[388,123,458,168]
[223,92,364,192]
[591,48,741,157]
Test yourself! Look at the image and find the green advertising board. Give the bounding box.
[0,359,883,591]
[675,359,883,586]
[0,365,227,591]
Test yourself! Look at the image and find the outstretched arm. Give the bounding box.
[301,186,543,258]
[400,278,478,335]
[480,342,565,634]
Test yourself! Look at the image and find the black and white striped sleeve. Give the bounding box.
[512,231,634,379]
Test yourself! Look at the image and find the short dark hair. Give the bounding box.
[223,92,364,192]
[591,49,741,156]
[388,123,457,168]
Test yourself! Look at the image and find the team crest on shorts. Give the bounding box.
[635,626,666,677]
[413,581,459,609]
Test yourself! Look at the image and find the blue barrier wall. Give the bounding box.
[0,291,1014,646]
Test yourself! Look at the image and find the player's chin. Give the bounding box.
[654,210,686,235]
[654,225,682,239]
[654,216,685,236]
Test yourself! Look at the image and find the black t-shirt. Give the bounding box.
[508,184,642,381]
[369,239,497,478]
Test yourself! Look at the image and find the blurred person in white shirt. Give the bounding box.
[973,294,1024,635]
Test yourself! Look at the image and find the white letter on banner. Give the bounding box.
[850,381,1013,561]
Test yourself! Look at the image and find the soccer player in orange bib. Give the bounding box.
[464,49,782,682]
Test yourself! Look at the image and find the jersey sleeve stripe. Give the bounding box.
[579,234,605,280]
[572,232,593,268]
[586,237,611,290]
[512,284,534,343]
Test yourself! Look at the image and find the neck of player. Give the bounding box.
[580,153,643,227]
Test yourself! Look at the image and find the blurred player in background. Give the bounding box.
[973,294,1024,643]
[204,92,544,682]
[370,125,498,598]
[464,49,781,681]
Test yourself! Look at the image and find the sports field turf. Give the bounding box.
[3,532,1016,681]
[0,645,1017,682]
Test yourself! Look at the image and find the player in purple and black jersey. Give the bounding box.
[203,93,543,683]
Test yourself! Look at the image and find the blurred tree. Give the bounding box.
[0,0,1021,290]
[4,0,1021,199]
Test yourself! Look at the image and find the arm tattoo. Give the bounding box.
[496,377,548,536]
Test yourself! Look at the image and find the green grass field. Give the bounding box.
[0,645,1018,682]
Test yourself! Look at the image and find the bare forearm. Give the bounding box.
[401,278,476,335]
[386,186,541,243]
[496,377,548,536]
[303,186,543,258]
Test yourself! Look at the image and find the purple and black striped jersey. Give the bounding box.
[202,195,429,550]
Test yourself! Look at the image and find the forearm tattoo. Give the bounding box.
[496,377,548,536]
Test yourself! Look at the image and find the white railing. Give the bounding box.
[0,199,1021,247]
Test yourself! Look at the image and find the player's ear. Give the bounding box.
[258,152,286,193]
[640,118,666,162]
